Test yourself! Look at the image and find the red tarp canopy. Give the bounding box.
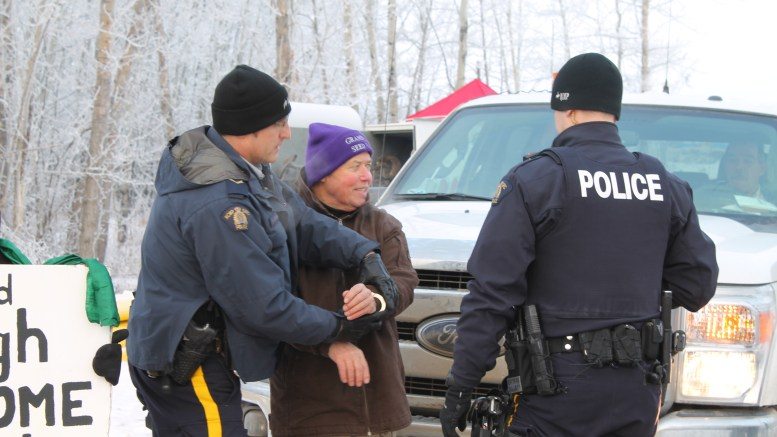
[406,79,496,120]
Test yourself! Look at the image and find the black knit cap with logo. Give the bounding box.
[211,65,291,136]
[551,53,623,120]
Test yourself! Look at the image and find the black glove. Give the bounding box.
[93,328,128,386]
[329,312,383,343]
[440,385,472,437]
[358,252,399,315]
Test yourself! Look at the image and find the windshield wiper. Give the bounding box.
[394,192,491,201]
[701,211,777,225]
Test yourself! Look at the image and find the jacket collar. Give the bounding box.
[551,121,623,149]
[205,126,254,176]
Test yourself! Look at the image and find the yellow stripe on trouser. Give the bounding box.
[507,393,520,427]
[191,366,222,437]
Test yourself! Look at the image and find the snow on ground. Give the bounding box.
[109,361,150,436]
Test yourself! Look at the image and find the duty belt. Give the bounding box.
[546,323,652,368]
[547,335,582,354]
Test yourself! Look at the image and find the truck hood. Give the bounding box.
[381,200,777,284]
[381,201,487,271]
[699,215,777,284]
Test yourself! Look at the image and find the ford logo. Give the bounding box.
[416,315,506,358]
[415,315,459,358]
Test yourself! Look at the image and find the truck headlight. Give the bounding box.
[675,285,776,406]
[681,350,756,398]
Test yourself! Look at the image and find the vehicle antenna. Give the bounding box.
[663,0,673,94]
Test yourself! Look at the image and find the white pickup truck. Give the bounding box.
[242,93,777,436]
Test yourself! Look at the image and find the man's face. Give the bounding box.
[249,117,291,165]
[721,142,766,196]
[313,153,373,212]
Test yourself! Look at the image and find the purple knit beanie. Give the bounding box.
[305,123,373,186]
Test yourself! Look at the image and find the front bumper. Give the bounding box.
[656,408,777,436]
[394,408,777,437]
[243,380,777,437]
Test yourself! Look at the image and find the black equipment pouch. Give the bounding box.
[168,320,218,385]
[578,328,613,367]
[612,324,642,366]
[641,319,663,361]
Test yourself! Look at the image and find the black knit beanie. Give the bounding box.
[551,53,623,120]
[211,65,291,135]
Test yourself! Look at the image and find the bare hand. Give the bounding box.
[328,342,370,387]
[342,283,377,320]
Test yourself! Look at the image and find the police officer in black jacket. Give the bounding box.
[440,53,718,436]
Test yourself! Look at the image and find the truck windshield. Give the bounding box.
[391,103,777,231]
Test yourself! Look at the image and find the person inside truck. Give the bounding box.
[696,141,777,212]
[269,123,418,437]
[126,66,397,437]
[440,53,718,437]
[720,141,768,196]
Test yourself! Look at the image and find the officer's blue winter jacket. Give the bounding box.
[452,122,718,388]
[127,126,378,382]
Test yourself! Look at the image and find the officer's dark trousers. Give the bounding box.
[129,354,247,436]
[509,352,661,437]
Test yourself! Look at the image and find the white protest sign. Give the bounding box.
[0,265,112,436]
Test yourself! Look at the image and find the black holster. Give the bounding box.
[168,319,218,385]
[502,305,561,396]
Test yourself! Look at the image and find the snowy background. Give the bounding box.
[110,362,150,436]
[680,0,777,101]
[4,0,776,283]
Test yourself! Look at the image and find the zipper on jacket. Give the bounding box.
[336,264,372,435]
[361,385,372,435]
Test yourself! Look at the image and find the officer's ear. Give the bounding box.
[567,110,578,126]
[555,109,577,133]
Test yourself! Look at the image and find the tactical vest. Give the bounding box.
[525,146,672,337]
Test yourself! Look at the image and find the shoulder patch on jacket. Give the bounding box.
[223,206,250,231]
[492,178,513,205]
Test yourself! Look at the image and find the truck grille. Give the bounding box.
[405,376,499,398]
[397,321,416,341]
[416,269,473,290]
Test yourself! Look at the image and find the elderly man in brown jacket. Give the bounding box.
[270,123,417,437]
